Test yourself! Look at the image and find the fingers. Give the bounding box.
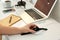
[22,23,37,33]
[27,29,36,33]
[29,30,36,33]
[27,23,37,33]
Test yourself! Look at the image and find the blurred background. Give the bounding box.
[50,0,60,23]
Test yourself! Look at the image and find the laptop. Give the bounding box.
[20,0,57,24]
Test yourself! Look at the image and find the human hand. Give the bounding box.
[20,23,37,33]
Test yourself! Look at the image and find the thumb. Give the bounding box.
[28,29,36,33]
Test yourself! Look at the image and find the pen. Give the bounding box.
[9,16,12,23]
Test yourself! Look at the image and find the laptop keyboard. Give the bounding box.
[25,9,43,20]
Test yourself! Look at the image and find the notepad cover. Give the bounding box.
[0,14,21,26]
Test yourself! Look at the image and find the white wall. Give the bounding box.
[50,0,60,22]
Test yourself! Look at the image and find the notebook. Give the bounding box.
[0,14,21,26]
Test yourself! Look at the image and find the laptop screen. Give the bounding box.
[35,0,55,15]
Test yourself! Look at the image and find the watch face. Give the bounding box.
[35,0,55,15]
